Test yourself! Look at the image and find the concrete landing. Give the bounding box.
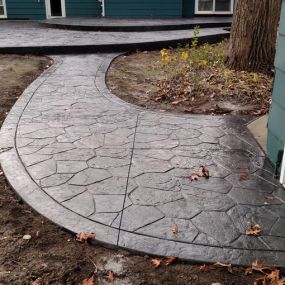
[40,17,232,32]
[0,21,229,54]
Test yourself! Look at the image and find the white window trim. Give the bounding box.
[195,0,234,15]
[280,147,285,186]
[45,0,66,18]
[0,0,7,19]
[99,0,105,16]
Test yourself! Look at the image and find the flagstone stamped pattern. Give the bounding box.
[1,54,285,266]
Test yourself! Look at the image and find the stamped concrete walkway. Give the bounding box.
[1,54,285,267]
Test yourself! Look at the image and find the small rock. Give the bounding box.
[22,234,32,240]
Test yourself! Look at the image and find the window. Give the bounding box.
[196,0,234,14]
[0,0,6,18]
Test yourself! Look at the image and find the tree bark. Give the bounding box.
[227,0,281,73]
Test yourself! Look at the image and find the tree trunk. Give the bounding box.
[227,0,281,73]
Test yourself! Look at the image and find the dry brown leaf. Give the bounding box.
[79,275,95,285]
[245,261,275,276]
[279,277,285,285]
[213,262,233,273]
[200,263,232,274]
[201,166,210,178]
[151,258,163,268]
[172,224,179,235]
[76,232,95,243]
[172,100,182,105]
[211,283,223,285]
[244,267,253,275]
[31,277,42,285]
[189,166,210,181]
[199,264,211,272]
[107,271,114,283]
[246,225,262,236]
[165,256,177,266]
[265,196,274,201]
[184,107,193,113]
[266,269,281,283]
[189,173,199,181]
[240,172,249,181]
[254,268,285,285]
[252,261,274,274]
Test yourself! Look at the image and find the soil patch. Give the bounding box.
[106,42,273,115]
[0,55,270,284]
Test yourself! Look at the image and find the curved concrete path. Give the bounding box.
[1,54,285,267]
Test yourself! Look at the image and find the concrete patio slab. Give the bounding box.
[1,54,285,267]
[0,21,229,54]
[40,17,232,32]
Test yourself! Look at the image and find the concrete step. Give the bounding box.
[40,16,232,32]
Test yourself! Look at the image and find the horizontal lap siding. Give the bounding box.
[105,0,182,18]
[267,0,285,165]
[66,0,101,17]
[182,0,195,18]
[6,0,46,19]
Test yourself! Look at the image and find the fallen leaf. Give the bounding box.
[172,100,182,105]
[31,277,42,285]
[213,262,233,273]
[246,225,262,236]
[245,261,274,275]
[201,166,210,178]
[240,172,249,181]
[184,107,193,113]
[40,263,48,268]
[79,275,95,285]
[189,173,199,181]
[200,263,232,274]
[244,267,253,275]
[165,256,177,266]
[172,224,179,235]
[76,232,95,243]
[189,166,210,181]
[265,196,274,201]
[0,171,3,176]
[199,264,211,272]
[151,258,163,268]
[107,271,114,282]
[279,277,285,285]
[211,283,223,285]
[266,269,281,283]
[23,234,32,240]
[254,270,282,285]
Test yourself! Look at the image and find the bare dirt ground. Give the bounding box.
[0,54,267,285]
[106,44,272,116]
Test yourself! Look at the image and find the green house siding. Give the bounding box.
[5,0,101,19]
[5,0,197,19]
[183,0,195,18]
[6,0,46,19]
[66,0,101,17]
[267,0,285,166]
[104,0,183,18]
